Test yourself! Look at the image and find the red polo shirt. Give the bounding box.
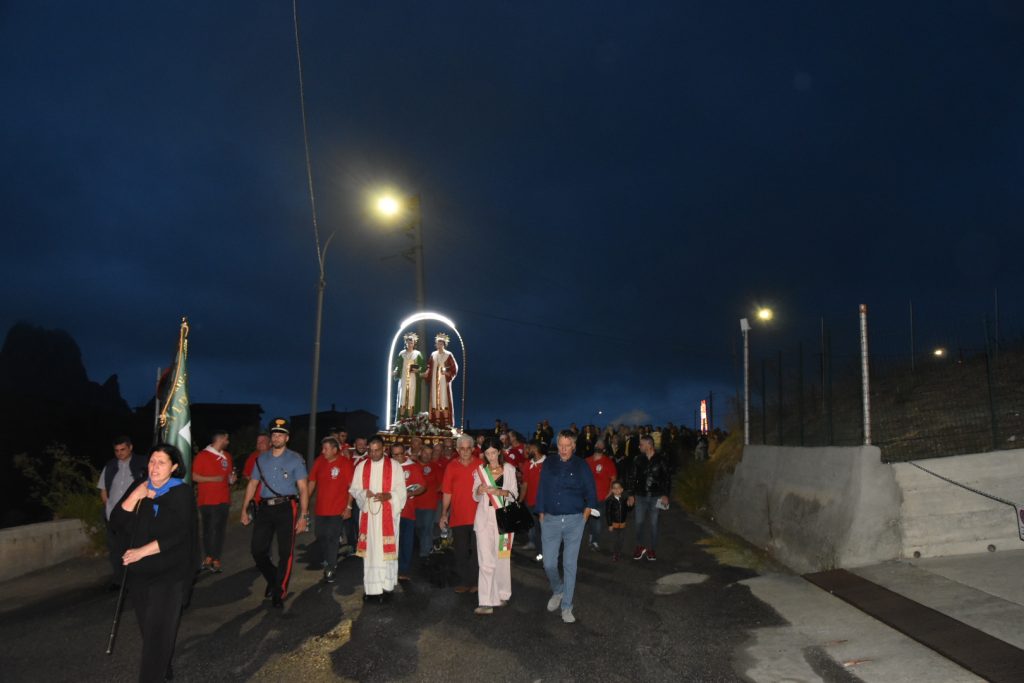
[505,444,526,472]
[416,460,442,510]
[586,455,618,500]
[442,457,479,527]
[309,454,355,516]
[523,457,545,507]
[193,448,233,506]
[399,460,426,520]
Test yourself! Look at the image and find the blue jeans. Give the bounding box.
[541,513,585,611]
[415,508,436,558]
[399,517,415,573]
[633,496,660,550]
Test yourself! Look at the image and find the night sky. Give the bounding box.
[3,2,1023,433]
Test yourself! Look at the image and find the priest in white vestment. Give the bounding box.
[349,438,407,598]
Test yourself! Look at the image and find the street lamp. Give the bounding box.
[740,318,751,445]
[741,307,774,446]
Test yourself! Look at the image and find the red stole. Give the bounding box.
[356,459,397,560]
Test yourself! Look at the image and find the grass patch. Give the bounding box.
[695,535,773,572]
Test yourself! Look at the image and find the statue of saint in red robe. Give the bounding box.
[423,333,458,429]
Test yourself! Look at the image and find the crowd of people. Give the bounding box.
[96,417,691,681]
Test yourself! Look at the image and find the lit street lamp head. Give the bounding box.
[376,194,402,218]
[757,307,774,322]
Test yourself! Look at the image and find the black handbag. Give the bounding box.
[495,499,534,534]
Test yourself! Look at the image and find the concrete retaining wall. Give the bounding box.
[712,445,1024,573]
[893,450,1024,558]
[0,519,91,582]
[712,445,902,574]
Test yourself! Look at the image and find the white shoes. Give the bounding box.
[561,608,575,623]
[547,593,562,612]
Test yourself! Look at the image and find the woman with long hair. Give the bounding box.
[471,437,519,615]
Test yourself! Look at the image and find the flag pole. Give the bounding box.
[153,367,162,445]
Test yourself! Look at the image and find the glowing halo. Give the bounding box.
[385,311,466,431]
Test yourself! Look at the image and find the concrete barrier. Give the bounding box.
[712,445,902,574]
[0,519,92,582]
[712,445,1024,573]
[894,450,1024,558]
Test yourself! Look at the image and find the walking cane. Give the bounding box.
[106,497,143,655]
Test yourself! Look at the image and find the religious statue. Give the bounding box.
[392,332,425,420]
[423,332,458,428]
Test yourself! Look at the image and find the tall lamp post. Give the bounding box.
[740,317,751,445]
[307,231,336,469]
[741,307,773,446]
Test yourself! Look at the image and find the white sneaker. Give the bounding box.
[547,593,562,612]
[561,608,575,623]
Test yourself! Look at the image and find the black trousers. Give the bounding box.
[106,523,124,581]
[251,500,297,598]
[131,579,183,683]
[199,503,229,560]
[451,524,477,587]
[315,514,343,570]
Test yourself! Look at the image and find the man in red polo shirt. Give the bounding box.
[585,439,618,551]
[308,436,355,583]
[192,430,236,572]
[440,434,480,592]
[415,444,441,562]
[521,439,546,561]
[505,430,527,472]
[392,442,425,581]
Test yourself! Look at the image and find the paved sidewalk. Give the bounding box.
[853,549,1024,651]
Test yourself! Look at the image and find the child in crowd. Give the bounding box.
[604,480,632,561]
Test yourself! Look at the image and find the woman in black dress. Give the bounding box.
[111,443,198,682]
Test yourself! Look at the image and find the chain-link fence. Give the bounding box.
[740,308,1024,462]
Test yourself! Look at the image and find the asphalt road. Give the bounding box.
[0,507,850,682]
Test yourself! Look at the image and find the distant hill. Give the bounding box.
[0,322,138,526]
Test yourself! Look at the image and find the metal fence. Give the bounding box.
[740,307,1024,462]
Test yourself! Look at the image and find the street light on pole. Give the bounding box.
[740,318,751,445]
[741,307,773,446]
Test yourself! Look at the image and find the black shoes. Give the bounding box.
[324,568,336,584]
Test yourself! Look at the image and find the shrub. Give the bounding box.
[13,443,106,552]
[673,429,745,517]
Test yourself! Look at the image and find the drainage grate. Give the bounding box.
[804,569,1024,683]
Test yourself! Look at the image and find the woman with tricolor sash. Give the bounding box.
[472,437,519,615]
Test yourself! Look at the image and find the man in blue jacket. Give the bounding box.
[534,429,598,624]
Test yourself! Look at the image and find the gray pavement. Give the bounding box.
[1,509,1017,681]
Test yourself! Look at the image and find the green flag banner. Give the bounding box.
[159,317,192,482]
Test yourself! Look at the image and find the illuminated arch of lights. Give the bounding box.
[384,311,466,431]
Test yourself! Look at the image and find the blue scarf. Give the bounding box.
[147,477,184,516]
